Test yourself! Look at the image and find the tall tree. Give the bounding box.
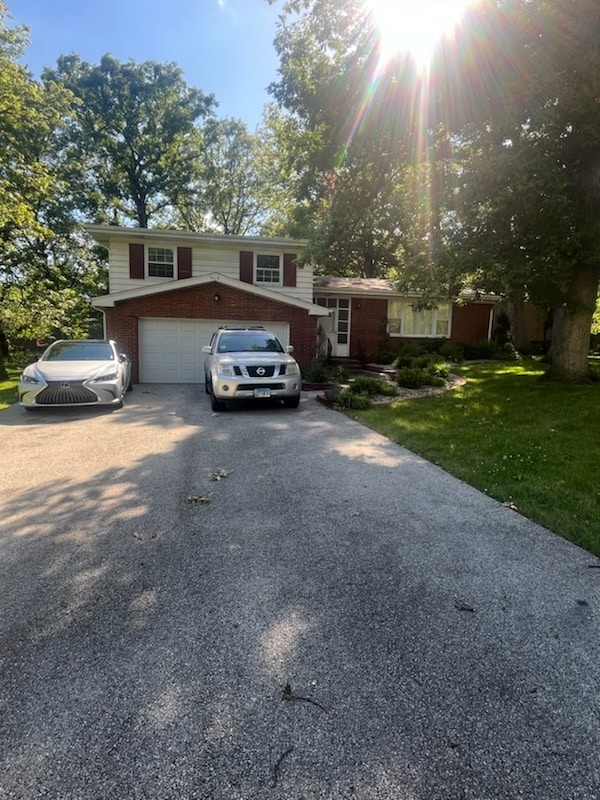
[176,117,266,235]
[44,55,216,228]
[433,0,600,381]
[268,0,432,277]
[0,1,99,379]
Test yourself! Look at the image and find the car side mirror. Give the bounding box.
[285,345,294,354]
[202,345,212,354]
[119,354,128,362]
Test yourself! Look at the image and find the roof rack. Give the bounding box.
[217,325,266,331]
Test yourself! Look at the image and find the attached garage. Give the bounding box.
[139,317,291,384]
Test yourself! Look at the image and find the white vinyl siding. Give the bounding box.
[107,240,313,302]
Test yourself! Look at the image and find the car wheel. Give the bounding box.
[283,395,300,409]
[210,392,226,412]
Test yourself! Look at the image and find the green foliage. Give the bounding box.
[176,117,267,235]
[302,363,331,383]
[347,376,398,397]
[435,0,600,381]
[438,341,464,363]
[0,1,104,374]
[325,387,373,409]
[0,367,19,410]
[374,349,397,365]
[43,54,216,227]
[396,367,445,389]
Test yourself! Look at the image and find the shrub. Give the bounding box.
[463,339,502,360]
[331,365,350,383]
[302,363,330,383]
[396,366,446,389]
[438,341,464,363]
[335,389,372,409]
[374,349,397,365]
[348,376,398,397]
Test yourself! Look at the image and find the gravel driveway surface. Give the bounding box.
[1,385,599,800]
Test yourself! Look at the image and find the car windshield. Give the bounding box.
[217,332,284,353]
[42,342,115,361]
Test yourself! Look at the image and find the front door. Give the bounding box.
[316,297,351,358]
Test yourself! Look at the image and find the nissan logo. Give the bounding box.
[256,367,266,376]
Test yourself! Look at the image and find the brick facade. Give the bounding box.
[103,281,319,383]
[346,298,496,360]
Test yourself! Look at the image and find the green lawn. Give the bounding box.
[0,368,19,410]
[351,360,600,556]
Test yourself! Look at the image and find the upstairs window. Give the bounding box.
[148,247,174,278]
[256,254,281,285]
[388,301,451,337]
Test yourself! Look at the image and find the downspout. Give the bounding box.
[487,306,494,341]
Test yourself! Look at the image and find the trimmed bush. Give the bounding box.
[302,363,330,383]
[324,387,372,409]
[348,376,398,397]
[396,366,446,389]
[374,349,397,365]
[438,341,464,363]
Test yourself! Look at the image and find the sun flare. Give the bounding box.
[365,0,472,68]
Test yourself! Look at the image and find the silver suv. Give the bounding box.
[202,327,302,411]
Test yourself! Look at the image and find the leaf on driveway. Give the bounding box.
[188,492,214,505]
[454,598,475,613]
[209,468,232,481]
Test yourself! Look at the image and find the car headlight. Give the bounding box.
[91,372,118,382]
[286,363,300,375]
[217,364,236,377]
[20,373,41,384]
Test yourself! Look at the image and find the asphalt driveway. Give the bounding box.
[1,385,599,800]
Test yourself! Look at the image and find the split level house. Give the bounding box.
[88,225,499,384]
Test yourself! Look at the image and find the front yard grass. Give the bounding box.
[0,368,19,411]
[351,360,600,557]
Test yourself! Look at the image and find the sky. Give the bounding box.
[8,0,282,130]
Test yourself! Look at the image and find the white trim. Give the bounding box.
[83,223,308,251]
[255,251,282,287]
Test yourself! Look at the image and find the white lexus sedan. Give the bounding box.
[18,340,132,410]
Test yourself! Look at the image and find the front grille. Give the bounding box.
[246,365,277,378]
[36,381,98,405]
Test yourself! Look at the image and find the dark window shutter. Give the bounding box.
[129,243,145,279]
[177,246,192,279]
[239,251,253,283]
[283,253,297,287]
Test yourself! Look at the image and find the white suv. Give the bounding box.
[202,327,302,411]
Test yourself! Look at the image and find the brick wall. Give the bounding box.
[103,282,319,382]
[450,303,494,343]
[348,298,496,360]
[349,298,389,359]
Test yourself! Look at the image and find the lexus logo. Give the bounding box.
[256,367,266,376]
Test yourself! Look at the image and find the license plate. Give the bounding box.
[254,388,271,398]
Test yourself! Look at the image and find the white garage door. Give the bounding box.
[139,318,290,383]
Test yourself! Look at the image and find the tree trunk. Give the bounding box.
[545,262,600,382]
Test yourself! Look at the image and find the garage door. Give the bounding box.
[139,318,291,383]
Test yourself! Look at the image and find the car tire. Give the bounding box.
[210,392,226,412]
[283,395,300,409]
